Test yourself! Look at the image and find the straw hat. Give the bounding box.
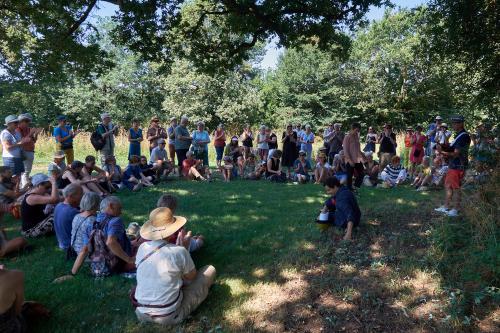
[140,207,187,241]
[53,150,66,159]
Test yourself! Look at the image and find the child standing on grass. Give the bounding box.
[257,125,269,161]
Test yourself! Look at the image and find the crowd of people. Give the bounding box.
[0,110,497,330]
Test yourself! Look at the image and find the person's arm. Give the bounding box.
[183,268,197,281]
[2,134,27,149]
[71,246,88,275]
[26,178,59,205]
[106,236,134,263]
[267,159,277,174]
[147,128,158,141]
[13,270,25,315]
[342,136,353,165]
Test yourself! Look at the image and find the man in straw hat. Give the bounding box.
[134,207,216,325]
[434,115,471,217]
[147,115,167,154]
[1,115,29,177]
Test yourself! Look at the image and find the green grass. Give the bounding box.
[4,176,475,332]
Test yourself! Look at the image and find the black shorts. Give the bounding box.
[176,149,189,166]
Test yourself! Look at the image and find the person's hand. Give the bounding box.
[49,175,57,185]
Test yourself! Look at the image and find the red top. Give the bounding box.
[17,127,36,152]
[214,129,226,147]
[182,159,197,177]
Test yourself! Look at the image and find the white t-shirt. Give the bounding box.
[257,133,269,150]
[135,241,195,316]
[1,129,22,158]
[316,162,331,169]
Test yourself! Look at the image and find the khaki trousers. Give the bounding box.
[136,265,216,325]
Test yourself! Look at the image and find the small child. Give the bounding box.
[156,194,204,252]
[242,154,260,180]
[379,156,407,188]
[122,155,154,191]
[257,125,269,161]
[430,156,448,188]
[412,156,432,189]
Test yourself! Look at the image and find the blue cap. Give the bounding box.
[57,115,66,122]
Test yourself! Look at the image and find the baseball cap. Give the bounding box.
[450,115,465,123]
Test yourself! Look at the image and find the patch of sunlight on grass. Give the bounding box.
[396,198,405,204]
[301,241,316,250]
[340,264,357,274]
[224,278,248,297]
[279,268,301,280]
[252,268,268,278]
[161,188,191,196]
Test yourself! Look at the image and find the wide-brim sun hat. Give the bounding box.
[140,207,187,241]
[4,115,19,125]
[31,173,50,187]
[18,113,33,122]
[53,150,65,159]
[435,116,443,120]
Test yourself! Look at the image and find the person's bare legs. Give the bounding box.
[86,181,106,196]
[343,221,354,240]
[314,169,320,184]
[188,167,206,180]
[444,187,453,209]
[0,237,28,257]
[453,188,462,211]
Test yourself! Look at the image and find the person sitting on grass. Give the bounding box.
[122,155,154,192]
[72,196,135,275]
[82,155,111,195]
[362,151,379,187]
[133,207,216,326]
[53,184,83,251]
[102,156,123,192]
[266,150,286,182]
[411,156,432,190]
[70,192,101,256]
[430,156,448,188]
[150,139,174,180]
[222,156,236,182]
[48,151,68,189]
[314,152,331,184]
[62,161,107,197]
[139,156,157,183]
[321,177,361,241]
[332,150,348,184]
[20,174,60,238]
[156,194,204,252]
[182,151,207,181]
[0,167,21,206]
[293,150,312,183]
[0,203,28,258]
[242,153,260,180]
[379,156,407,188]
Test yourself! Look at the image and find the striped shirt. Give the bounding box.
[383,164,403,182]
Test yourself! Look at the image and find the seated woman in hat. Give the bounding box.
[320,177,361,240]
[20,174,60,238]
[133,207,216,326]
[48,151,68,189]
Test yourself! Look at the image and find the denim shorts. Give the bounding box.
[3,157,25,175]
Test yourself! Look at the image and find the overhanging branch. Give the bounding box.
[64,0,98,38]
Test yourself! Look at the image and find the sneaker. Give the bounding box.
[446,209,459,217]
[417,186,428,192]
[434,206,449,213]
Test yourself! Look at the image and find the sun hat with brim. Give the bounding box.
[299,150,306,155]
[31,173,50,187]
[450,115,464,123]
[53,150,65,159]
[441,123,448,128]
[435,116,443,120]
[140,207,187,241]
[18,113,33,121]
[4,115,19,125]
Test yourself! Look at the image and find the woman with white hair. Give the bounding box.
[191,121,210,167]
[182,151,207,181]
[299,125,315,164]
[70,192,101,256]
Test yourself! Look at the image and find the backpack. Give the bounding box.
[87,217,119,277]
[90,124,106,151]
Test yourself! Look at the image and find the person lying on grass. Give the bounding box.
[314,152,331,184]
[132,207,216,326]
[149,139,174,180]
[62,161,107,197]
[122,155,154,192]
[321,177,361,241]
[0,203,28,258]
[379,155,407,188]
[182,151,207,181]
[71,196,135,275]
[293,150,312,183]
[53,184,83,252]
[20,174,60,238]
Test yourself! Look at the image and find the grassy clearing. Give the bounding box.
[4,172,490,332]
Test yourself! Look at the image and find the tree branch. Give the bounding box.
[64,0,97,38]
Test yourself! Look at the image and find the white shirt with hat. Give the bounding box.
[135,241,195,316]
[1,129,22,158]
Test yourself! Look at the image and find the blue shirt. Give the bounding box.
[123,164,142,179]
[300,132,314,152]
[191,130,210,151]
[83,213,132,256]
[334,186,361,228]
[53,126,73,145]
[427,123,437,143]
[54,203,80,250]
[174,126,191,150]
[448,130,471,170]
[293,159,311,175]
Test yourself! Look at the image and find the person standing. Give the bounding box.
[435,115,471,217]
[402,127,413,169]
[257,125,270,161]
[191,121,211,167]
[343,123,365,190]
[241,125,254,159]
[146,116,167,154]
[212,124,226,169]
[300,125,315,165]
[426,116,443,156]
[327,123,344,164]
[128,119,143,159]
[17,113,41,188]
[323,123,335,153]
[1,115,28,177]
[97,113,118,166]
[167,117,177,166]
[410,125,427,171]
[377,124,397,171]
[363,126,377,153]
[53,115,80,164]
[174,116,192,175]
[281,124,298,179]
[295,124,304,154]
